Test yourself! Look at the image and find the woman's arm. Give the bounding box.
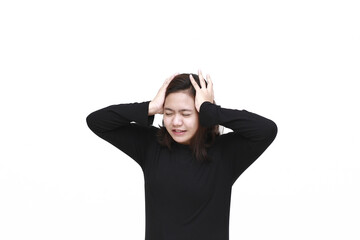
[86,74,178,167]
[189,71,277,183]
[86,101,155,133]
[199,101,277,185]
[199,101,277,142]
[86,101,156,168]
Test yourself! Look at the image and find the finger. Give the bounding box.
[189,74,201,91]
[164,73,176,85]
[169,73,177,81]
[206,74,213,88]
[163,78,170,87]
[206,74,214,102]
[171,72,179,80]
[198,69,206,88]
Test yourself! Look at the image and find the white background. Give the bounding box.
[1,0,359,239]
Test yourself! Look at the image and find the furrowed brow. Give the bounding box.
[180,109,192,112]
[164,108,192,112]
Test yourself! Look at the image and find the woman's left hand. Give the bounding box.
[190,70,214,112]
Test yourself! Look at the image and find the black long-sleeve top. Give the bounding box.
[86,101,277,240]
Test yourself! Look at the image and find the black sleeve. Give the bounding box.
[86,101,156,168]
[199,101,277,185]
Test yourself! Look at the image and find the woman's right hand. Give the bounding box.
[148,73,178,116]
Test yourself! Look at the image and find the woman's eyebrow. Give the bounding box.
[164,107,193,112]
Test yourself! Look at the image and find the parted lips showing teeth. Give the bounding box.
[173,129,186,132]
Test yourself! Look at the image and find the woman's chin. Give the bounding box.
[171,136,190,145]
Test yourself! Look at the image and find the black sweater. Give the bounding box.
[86,101,277,240]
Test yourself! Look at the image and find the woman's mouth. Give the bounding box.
[172,129,186,135]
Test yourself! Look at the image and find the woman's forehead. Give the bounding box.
[164,92,195,110]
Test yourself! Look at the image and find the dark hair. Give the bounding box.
[157,73,220,163]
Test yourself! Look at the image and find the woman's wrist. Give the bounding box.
[148,101,159,116]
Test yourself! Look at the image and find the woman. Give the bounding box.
[86,70,277,240]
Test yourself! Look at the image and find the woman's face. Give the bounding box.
[163,91,199,145]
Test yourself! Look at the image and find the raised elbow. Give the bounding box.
[267,120,278,142]
[86,112,99,133]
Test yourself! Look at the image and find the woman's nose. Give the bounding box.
[172,114,183,126]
